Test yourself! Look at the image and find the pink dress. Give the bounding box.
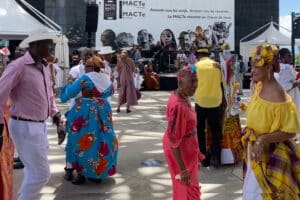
[163,92,203,200]
[117,58,138,106]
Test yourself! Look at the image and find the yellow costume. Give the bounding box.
[194,57,223,108]
[243,82,300,200]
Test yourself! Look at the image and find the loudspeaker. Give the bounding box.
[85,3,99,33]
[293,17,300,38]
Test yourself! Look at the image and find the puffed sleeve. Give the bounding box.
[270,101,300,133]
[60,75,87,103]
[167,104,187,148]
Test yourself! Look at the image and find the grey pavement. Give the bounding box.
[13,90,251,200]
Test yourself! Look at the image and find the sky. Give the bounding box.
[279,0,300,36]
[280,0,300,16]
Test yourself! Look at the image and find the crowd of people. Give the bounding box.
[0,29,300,200]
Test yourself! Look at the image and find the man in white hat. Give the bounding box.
[0,31,66,200]
[97,46,115,76]
[97,46,116,103]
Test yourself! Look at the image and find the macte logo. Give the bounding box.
[122,0,145,7]
[122,11,145,17]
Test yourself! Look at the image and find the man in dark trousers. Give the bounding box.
[194,48,223,167]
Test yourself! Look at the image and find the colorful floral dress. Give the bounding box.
[0,102,14,200]
[60,72,118,179]
[163,92,204,200]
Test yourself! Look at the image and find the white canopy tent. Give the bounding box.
[240,21,300,62]
[0,0,69,71]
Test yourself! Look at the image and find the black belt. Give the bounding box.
[11,116,45,123]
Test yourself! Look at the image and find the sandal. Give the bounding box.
[72,175,86,185]
[64,168,74,181]
[88,177,102,183]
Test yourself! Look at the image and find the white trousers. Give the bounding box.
[9,119,50,200]
[242,145,262,200]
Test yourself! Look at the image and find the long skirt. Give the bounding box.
[0,105,14,200]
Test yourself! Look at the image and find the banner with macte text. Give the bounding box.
[96,0,234,51]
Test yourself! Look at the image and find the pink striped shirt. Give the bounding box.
[0,51,58,124]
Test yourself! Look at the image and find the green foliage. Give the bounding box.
[296,54,300,66]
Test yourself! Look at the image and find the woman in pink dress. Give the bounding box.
[163,65,204,200]
[116,50,138,113]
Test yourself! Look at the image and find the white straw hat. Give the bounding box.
[97,46,115,55]
[19,29,59,48]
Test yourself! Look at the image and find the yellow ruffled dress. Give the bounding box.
[243,82,300,200]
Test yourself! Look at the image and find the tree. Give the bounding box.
[295,54,300,66]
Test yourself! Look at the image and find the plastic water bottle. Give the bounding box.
[231,96,241,116]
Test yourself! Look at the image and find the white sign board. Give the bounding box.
[96,0,235,51]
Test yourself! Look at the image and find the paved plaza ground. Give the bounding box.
[13,90,251,200]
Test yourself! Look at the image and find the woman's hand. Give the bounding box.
[241,127,250,145]
[180,169,191,185]
[251,137,264,163]
[171,147,190,185]
[241,127,248,135]
[68,76,76,83]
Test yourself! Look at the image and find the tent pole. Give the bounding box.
[240,22,271,42]
[292,12,295,65]
[19,0,62,31]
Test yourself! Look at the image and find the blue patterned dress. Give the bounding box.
[60,72,118,179]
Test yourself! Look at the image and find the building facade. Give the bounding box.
[235,0,279,53]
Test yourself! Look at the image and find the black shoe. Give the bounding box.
[126,109,131,113]
[14,161,24,169]
[210,156,221,167]
[88,178,102,183]
[64,168,74,181]
[201,158,210,167]
[72,175,86,185]
[116,108,120,113]
[14,157,21,162]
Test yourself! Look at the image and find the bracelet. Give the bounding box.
[255,139,263,146]
[55,119,65,127]
[58,119,65,125]
[180,169,188,174]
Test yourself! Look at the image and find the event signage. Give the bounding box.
[96,0,235,51]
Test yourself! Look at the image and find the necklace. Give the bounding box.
[176,89,191,106]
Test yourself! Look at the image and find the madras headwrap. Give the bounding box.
[177,65,196,81]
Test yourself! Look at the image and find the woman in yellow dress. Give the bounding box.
[242,44,300,200]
